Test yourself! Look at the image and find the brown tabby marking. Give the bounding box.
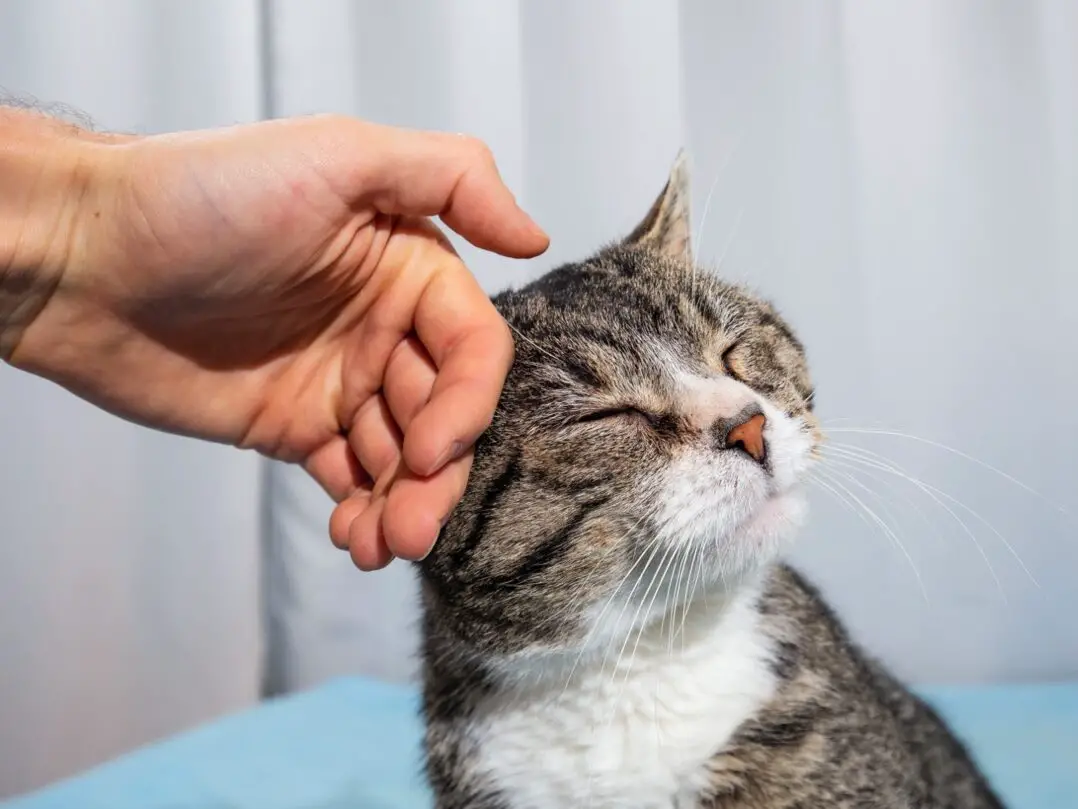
[416,152,1004,809]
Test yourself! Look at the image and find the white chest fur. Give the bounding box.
[471,586,777,809]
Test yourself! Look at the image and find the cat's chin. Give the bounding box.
[732,488,807,552]
[667,489,806,597]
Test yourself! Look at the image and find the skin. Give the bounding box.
[0,107,549,570]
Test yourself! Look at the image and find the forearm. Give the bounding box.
[0,106,98,362]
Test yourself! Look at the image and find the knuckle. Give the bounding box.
[458,134,495,165]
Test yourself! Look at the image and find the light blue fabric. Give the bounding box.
[4,678,1076,809]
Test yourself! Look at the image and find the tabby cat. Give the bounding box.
[415,154,1005,808]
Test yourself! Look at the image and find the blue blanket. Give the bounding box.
[4,678,1076,809]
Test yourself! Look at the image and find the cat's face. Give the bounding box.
[419,154,820,660]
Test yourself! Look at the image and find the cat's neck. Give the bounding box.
[467,571,781,809]
[485,569,775,698]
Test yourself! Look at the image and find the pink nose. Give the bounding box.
[725,413,767,464]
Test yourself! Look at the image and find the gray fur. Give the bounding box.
[415,156,1004,808]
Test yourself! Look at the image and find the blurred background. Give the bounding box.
[0,0,1075,799]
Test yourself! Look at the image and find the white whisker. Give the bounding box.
[813,465,929,601]
[825,427,1068,516]
[605,541,674,692]
[562,508,661,695]
[507,321,563,367]
[713,204,746,275]
[604,541,682,735]
[822,450,1006,601]
[589,524,669,694]
[824,443,1038,588]
[666,542,694,654]
[692,137,741,261]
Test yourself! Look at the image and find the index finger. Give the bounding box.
[401,262,514,478]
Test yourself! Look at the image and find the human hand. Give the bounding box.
[0,110,547,569]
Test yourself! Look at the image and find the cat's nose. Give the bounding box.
[722,412,768,465]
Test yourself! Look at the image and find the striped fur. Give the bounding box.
[415,154,1004,808]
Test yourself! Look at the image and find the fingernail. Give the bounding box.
[416,537,437,562]
[417,516,449,562]
[432,441,464,473]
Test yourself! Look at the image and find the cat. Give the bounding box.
[415,153,1005,809]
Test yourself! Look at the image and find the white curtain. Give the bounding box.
[2,0,1076,799]
[0,1,267,797]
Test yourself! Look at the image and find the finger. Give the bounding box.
[348,394,403,482]
[329,489,371,550]
[347,496,394,571]
[318,118,550,258]
[382,334,437,433]
[403,266,514,476]
[382,451,474,561]
[304,436,368,503]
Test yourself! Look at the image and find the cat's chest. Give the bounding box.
[470,605,777,809]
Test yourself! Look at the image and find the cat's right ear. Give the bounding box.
[623,149,693,264]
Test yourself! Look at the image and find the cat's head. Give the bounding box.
[418,153,821,662]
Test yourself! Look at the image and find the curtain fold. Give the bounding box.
[0,0,266,798]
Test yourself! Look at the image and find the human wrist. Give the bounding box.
[0,107,104,363]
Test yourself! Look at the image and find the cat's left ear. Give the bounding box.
[624,149,693,263]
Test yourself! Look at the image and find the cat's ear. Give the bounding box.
[624,149,693,263]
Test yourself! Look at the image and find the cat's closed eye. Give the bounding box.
[720,341,742,380]
[574,407,681,439]
[575,406,649,426]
